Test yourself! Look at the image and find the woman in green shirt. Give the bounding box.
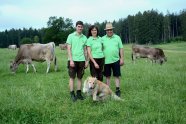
[86,25,104,81]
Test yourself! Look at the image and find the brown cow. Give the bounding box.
[132,44,167,65]
[10,42,57,73]
[59,43,67,50]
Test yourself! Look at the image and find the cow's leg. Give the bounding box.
[132,53,136,64]
[133,56,136,64]
[46,60,51,73]
[146,58,148,63]
[148,56,154,64]
[31,64,37,72]
[26,63,29,73]
[150,58,155,64]
[54,56,57,71]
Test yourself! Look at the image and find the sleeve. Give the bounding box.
[86,38,91,46]
[66,34,72,45]
[118,36,123,48]
[84,36,87,47]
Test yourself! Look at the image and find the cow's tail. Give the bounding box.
[54,55,57,71]
[50,43,57,71]
[131,44,135,61]
[50,45,55,61]
[131,53,134,61]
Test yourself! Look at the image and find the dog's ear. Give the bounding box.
[93,77,97,83]
[88,76,92,80]
[84,79,87,84]
[92,76,97,80]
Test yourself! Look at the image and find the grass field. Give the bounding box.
[0,42,186,124]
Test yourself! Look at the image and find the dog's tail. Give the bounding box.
[111,93,124,101]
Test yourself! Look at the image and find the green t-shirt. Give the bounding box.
[86,36,104,59]
[102,34,123,64]
[66,32,87,61]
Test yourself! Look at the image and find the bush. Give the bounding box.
[20,37,32,44]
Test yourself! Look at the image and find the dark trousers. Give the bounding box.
[89,58,104,81]
[67,61,85,79]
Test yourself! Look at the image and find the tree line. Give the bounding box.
[0,9,186,48]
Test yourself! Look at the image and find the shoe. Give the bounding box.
[115,90,121,97]
[70,91,77,102]
[76,90,84,100]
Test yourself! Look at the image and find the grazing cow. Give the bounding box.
[59,43,67,50]
[8,45,17,50]
[132,44,167,65]
[10,42,57,73]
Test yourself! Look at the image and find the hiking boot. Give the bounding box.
[115,90,121,97]
[70,91,77,102]
[76,90,84,100]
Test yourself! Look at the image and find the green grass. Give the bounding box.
[0,42,186,124]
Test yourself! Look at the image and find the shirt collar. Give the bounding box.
[91,36,100,40]
[106,34,115,38]
[74,31,83,37]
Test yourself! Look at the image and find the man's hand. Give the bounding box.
[85,61,89,69]
[94,62,99,69]
[120,59,124,66]
[70,60,75,67]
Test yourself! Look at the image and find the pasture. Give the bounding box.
[0,42,186,123]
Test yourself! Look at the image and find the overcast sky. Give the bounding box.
[0,0,185,31]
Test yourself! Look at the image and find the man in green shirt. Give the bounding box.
[66,21,88,102]
[102,22,124,97]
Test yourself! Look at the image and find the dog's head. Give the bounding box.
[83,76,97,94]
[87,77,97,89]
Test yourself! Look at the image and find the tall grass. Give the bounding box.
[0,42,186,123]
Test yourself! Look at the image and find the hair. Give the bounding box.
[87,25,99,38]
[76,21,84,27]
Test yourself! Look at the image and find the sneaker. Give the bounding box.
[70,91,77,102]
[115,90,121,97]
[76,90,84,100]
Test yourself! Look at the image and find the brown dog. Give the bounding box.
[83,77,123,101]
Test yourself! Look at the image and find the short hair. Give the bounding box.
[87,25,99,38]
[76,21,84,27]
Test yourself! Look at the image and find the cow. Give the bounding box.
[8,45,17,50]
[132,44,167,65]
[10,42,57,73]
[59,43,67,50]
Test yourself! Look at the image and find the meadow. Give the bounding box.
[0,42,186,124]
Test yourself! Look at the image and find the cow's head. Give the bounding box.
[159,56,167,65]
[164,57,167,62]
[10,61,18,73]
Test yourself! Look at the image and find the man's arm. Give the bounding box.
[87,46,99,69]
[119,48,124,66]
[84,46,89,68]
[67,44,75,67]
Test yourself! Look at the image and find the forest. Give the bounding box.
[0,9,186,48]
